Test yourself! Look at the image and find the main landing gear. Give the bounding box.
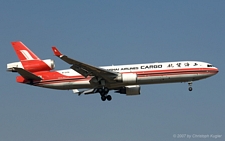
[101,95,112,101]
[188,81,193,91]
[98,87,112,101]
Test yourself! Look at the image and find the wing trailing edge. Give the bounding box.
[72,89,96,95]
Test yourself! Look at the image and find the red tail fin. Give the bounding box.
[11,41,40,61]
[9,41,55,72]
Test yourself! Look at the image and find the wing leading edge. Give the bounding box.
[51,47,118,82]
[13,67,42,80]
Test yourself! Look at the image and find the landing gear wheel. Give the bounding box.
[189,87,193,91]
[98,87,109,94]
[101,96,106,101]
[104,87,109,93]
[106,95,112,101]
[98,88,103,93]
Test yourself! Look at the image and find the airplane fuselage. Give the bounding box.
[8,41,219,101]
[16,61,218,90]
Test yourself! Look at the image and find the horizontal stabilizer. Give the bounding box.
[13,68,42,80]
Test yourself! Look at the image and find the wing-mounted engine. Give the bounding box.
[115,85,141,96]
[114,73,137,83]
[7,59,55,72]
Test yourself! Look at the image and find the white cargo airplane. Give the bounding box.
[7,41,219,101]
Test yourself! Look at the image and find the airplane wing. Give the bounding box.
[13,67,42,80]
[52,47,118,82]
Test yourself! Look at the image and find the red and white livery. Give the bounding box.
[7,41,219,101]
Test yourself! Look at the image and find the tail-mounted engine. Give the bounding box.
[115,85,141,96]
[7,59,55,72]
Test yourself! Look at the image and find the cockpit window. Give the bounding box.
[207,64,213,67]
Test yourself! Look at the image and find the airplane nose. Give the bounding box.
[214,67,219,74]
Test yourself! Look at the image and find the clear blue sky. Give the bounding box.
[0,1,224,141]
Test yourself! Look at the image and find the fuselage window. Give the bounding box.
[207,64,213,67]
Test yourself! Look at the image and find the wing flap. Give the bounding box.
[13,67,42,80]
[72,89,96,95]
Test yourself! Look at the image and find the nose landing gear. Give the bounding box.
[188,82,193,91]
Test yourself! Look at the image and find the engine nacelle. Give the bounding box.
[7,59,55,72]
[116,85,141,96]
[43,59,55,70]
[7,62,23,72]
[115,73,137,83]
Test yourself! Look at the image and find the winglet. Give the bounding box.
[52,47,63,57]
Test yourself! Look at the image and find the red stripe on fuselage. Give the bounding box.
[137,68,218,77]
[17,67,218,86]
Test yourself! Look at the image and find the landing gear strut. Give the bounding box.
[188,82,193,91]
[28,79,34,85]
[98,87,112,101]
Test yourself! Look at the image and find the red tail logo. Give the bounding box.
[10,41,55,72]
[11,41,40,61]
